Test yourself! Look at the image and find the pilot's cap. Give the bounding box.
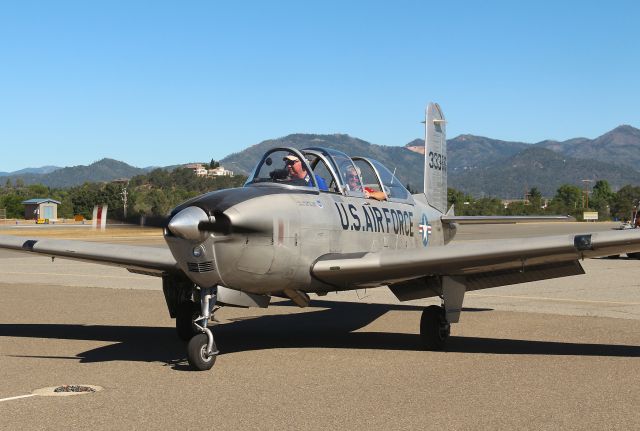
[283,155,300,163]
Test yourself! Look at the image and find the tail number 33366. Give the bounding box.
[428,151,447,171]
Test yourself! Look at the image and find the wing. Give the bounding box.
[441,215,573,224]
[311,230,640,295]
[0,234,179,276]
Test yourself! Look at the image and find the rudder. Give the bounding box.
[423,102,447,212]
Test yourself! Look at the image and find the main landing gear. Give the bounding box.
[183,286,219,371]
[419,305,450,350]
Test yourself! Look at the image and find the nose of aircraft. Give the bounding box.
[167,206,210,241]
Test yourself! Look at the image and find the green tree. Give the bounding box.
[147,189,171,216]
[528,187,543,211]
[69,183,102,219]
[27,184,49,197]
[611,185,640,221]
[590,180,615,219]
[447,187,472,213]
[0,194,25,218]
[547,184,583,218]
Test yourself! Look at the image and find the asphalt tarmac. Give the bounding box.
[1,222,639,430]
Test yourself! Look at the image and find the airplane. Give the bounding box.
[2,102,640,371]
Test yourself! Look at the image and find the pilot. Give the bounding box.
[283,155,329,190]
[345,166,386,201]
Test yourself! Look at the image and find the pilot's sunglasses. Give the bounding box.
[285,160,299,166]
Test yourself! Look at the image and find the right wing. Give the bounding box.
[311,229,640,292]
[441,215,573,224]
[0,234,179,276]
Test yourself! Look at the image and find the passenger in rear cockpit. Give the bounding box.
[345,166,386,201]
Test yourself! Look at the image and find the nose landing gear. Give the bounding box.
[186,286,219,371]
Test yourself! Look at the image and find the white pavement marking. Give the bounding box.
[0,271,147,280]
[0,394,37,402]
[467,293,640,306]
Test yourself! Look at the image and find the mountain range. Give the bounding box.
[3,159,152,188]
[4,125,640,198]
[444,125,640,197]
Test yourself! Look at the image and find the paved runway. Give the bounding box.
[1,222,639,430]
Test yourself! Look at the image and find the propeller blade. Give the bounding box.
[198,220,264,235]
[140,215,172,228]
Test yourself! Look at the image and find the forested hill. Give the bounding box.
[3,124,640,197]
[4,158,150,188]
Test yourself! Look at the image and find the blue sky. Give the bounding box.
[0,1,638,171]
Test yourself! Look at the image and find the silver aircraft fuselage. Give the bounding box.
[164,186,452,295]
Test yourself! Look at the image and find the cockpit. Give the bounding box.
[244,147,414,204]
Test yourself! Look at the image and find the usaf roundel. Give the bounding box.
[418,213,431,247]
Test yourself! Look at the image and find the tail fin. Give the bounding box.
[423,102,447,212]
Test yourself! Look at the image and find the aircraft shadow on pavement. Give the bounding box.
[1,301,638,368]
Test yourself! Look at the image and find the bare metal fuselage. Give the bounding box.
[164,186,450,295]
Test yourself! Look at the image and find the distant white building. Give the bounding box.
[207,166,234,177]
[184,163,233,177]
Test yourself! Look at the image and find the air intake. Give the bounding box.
[187,261,215,273]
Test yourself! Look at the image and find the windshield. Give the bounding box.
[244,148,317,189]
[367,159,411,201]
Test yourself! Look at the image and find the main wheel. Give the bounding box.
[187,333,217,371]
[627,252,640,259]
[176,302,200,341]
[420,305,450,351]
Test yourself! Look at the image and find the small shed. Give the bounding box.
[22,198,61,221]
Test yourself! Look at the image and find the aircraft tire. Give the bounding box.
[187,333,217,371]
[176,302,200,341]
[627,252,640,259]
[420,305,449,351]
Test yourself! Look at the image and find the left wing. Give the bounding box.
[311,229,640,291]
[0,234,179,276]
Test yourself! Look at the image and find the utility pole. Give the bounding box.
[581,179,592,209]
[121,184,128,219]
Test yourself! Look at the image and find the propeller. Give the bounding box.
[198,219,263,235]
[167,206,265,241]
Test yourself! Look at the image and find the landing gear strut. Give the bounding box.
[420,305,450,350]
[186,286,219,371]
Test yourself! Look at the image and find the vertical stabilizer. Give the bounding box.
[423,102,447,213]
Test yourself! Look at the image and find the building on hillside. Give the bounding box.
[207,166,234,177]
[183,163,234,177]
[22,198,61,221]
[184,163,208,176]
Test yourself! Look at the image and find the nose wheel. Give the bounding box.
[186,286,220,371]
[420,305,450,350]
[187,333,218,370]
